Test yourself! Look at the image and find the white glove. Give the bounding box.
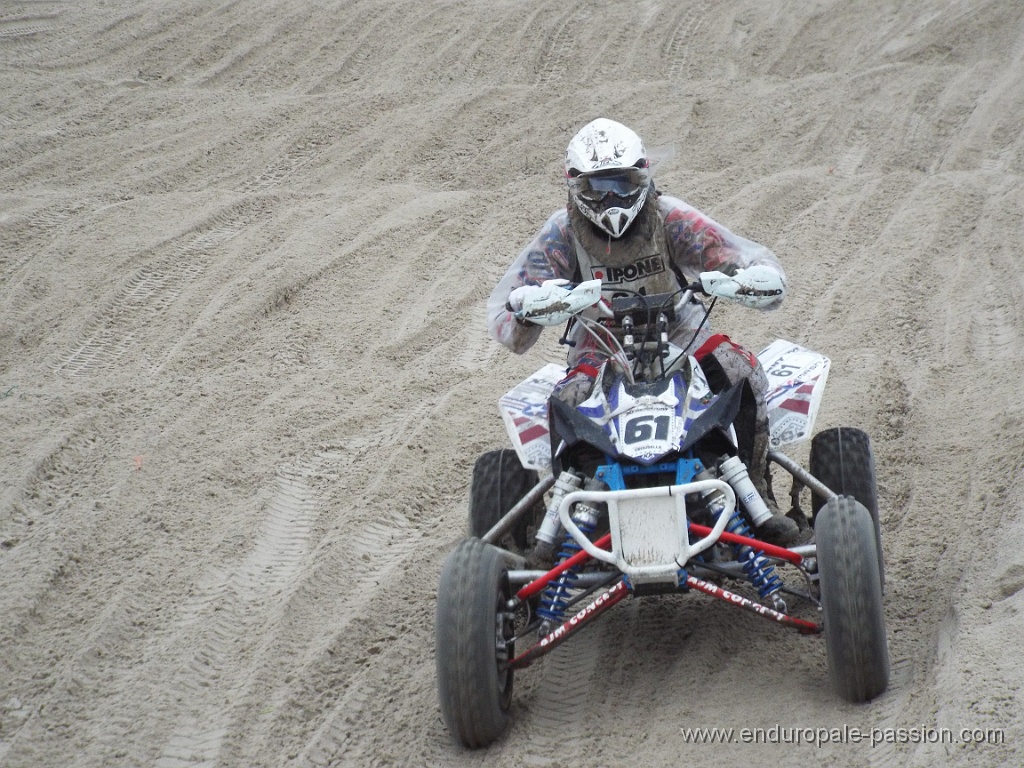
[506,279,603,327]
[699,264,784,309]
[506,280,566,313]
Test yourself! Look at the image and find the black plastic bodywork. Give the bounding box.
[548,377,744,478]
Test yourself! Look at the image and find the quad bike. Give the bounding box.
[435,279,889,748]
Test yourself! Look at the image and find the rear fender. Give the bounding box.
[758,340,831,448]
[498,363,563,471]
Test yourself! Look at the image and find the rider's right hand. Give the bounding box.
[506,279,602,327]
[506,285,541,325]
[506,284,543,314]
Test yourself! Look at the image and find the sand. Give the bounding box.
[1,0,1022,765]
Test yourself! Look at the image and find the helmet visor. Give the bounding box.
[572,167,649,204]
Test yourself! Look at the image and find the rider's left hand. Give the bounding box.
[700,265,784,309]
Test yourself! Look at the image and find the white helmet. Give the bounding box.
[565,118,652,239]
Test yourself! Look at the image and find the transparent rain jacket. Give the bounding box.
[487,194,786,369]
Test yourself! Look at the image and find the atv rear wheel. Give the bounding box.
[809,427,884,587]
[435,538,515,748]
[815,496,889,703]
[469,449,543,551]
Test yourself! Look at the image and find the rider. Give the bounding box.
[487,117,800,545]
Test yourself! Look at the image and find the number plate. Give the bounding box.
[617,405,678,462]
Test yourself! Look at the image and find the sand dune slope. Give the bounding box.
[1,1,1022,765]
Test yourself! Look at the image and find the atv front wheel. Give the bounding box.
[815,496,889,703]
[435,538,515,748]
[809,426,884,587]
[469,449,543,551]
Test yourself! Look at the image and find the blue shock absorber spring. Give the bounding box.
[726,511,783,602]
[536,517,597,624]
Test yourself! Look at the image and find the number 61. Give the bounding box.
[624,415,670,443]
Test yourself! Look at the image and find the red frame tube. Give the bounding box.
[515,533,613,600]
[509,578,629,669]
[686,575,821,634]
[688,522,803,565]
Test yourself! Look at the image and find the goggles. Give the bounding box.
[572,167,649,203]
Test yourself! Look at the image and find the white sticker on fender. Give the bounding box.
[758,340,831,448]
[498,363,564,471]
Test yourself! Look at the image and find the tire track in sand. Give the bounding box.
[152,449,339,768]
[0,13,60,41]
[54,210,247,377]
[277,396,462,766]
[534,5,579,87]
[520,631,604,764]
[663,1,711,81]
[865,658,918,768]
[236,132,331,194]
